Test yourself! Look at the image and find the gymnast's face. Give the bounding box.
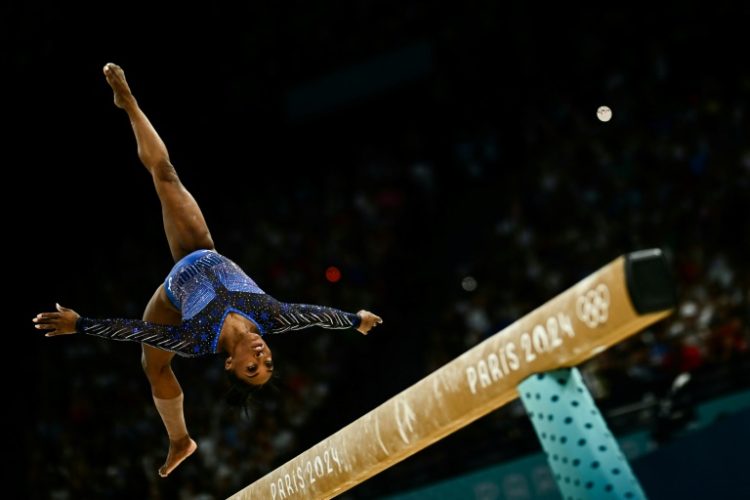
[225,334,274,386]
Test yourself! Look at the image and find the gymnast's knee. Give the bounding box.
[141,352,171,382]
[151,160,180,184]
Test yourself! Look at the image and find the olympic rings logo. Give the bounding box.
[576,283,610,328]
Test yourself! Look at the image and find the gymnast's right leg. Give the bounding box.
[104,62,205,476]
[103,62,215,262]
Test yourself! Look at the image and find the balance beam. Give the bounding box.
[228,249,675,499]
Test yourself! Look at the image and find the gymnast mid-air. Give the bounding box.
[33,63,382,477]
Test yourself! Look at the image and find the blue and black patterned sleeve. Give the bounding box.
[234,293,362,334]
[269,302,362,334]
[75,316,204,357]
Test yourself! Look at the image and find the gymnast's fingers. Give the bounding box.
[34,320,56,331]
[45,330,74,337]
[34,312,61,322]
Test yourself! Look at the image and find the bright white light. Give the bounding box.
[597,106,613,122]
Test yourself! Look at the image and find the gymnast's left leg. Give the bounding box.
[141,286,198,477]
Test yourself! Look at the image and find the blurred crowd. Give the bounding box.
[24,5,749,500]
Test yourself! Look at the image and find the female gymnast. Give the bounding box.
[32,63,383,478]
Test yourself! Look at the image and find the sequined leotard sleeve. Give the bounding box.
[76,250,362,357]
[75,317,197,355]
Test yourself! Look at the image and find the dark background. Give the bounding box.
[9,2,749,498]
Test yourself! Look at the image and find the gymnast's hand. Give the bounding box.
[356,310,383,335]
[33,303,80,337]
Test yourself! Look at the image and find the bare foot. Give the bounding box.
[103,62,136,110]
[158,435,198,478]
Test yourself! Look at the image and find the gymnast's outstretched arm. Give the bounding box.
[239,293,383,335]
[32,303,207,357]
[33,298,383,345]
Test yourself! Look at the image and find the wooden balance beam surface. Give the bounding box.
[228,249,675,500]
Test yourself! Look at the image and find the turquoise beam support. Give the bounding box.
[518,368,647,500]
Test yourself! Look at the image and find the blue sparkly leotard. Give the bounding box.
[76,250,361,357]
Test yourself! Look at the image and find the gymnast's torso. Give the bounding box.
[76,250,361,357]
[164,249,267,323]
